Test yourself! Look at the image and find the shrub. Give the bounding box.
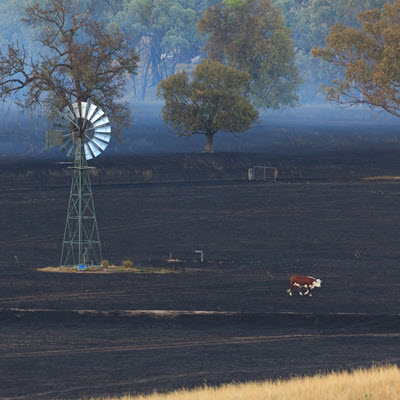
[122,259,133,268]
[102,259,109,268]
[354,249,361,259]
[142,169,153,183]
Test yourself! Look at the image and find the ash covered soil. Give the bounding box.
[0,151,399,400]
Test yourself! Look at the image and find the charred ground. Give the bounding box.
[0,151,399,400]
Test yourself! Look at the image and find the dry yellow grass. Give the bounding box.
[91,365,399,400]
[38,265,203,274]
[362,176,400,180]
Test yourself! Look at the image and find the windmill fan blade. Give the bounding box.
[54,121,70,129]
[90,109,105,124]
[94,133,111,143]
[61,143,75,158]
[92,137,108,151]
[93,116,110,128]
[62,132,72,141]
[95,125,111,134]
[72,102,80,118]
[84,143,94,160]
[60,138,73,153]
[66,143,77,158]
[80,102,88,119]
[88,141,101,158]
[86,103,97,121]
[63,108,75,124]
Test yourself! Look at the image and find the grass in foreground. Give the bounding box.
[91,365,399,400]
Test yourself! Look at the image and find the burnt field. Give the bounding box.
[0,151,400,400]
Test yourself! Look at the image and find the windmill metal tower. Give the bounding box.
[48,101,111,267]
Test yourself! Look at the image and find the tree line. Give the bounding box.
[1,0,400,152]
[0,0,392,102]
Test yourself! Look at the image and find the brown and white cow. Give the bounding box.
[287,275,321,296]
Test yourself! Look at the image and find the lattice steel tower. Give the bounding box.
[48,101,111,266]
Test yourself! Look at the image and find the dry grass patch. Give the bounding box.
[91,365,399,400]
[363,176,400,180]
[37,265,203,274]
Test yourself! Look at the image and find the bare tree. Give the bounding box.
[0,0,139,138]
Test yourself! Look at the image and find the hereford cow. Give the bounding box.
[287,275,321,296]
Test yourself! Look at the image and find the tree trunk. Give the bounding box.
[141,57,152,101]
[133,75,137,98]
[205,133,214,153]
[151,54,161,86]
[141,76,147,101]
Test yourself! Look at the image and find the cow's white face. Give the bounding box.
[314,279,321,287]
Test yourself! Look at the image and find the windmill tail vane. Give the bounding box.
[48,101,112,267]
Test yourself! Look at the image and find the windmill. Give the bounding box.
[48,101,111,267]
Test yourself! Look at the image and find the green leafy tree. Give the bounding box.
[274,0,390,56]
[157,59,259,152]
[197,0,301,109]
[0,0,139,136]
[311,1,400,117]
[273,0,391,101]
[116,0,211,100]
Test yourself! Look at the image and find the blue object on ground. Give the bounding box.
[77,264,87,271]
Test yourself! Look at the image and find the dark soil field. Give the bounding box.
[0,151,399,400]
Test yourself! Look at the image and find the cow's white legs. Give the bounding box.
[294,285,303,295]
[288,277,320,297]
